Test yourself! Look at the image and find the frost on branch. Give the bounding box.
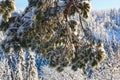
[0,0,106,72]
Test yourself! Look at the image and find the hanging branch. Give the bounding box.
[0,0,106,73]
[63,0,74,44]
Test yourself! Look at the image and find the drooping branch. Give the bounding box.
[0,0,106,72]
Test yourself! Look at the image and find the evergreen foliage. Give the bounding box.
[0,0,106,72]
[0,0,15,22]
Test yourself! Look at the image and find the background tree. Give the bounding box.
[0,0,106,73]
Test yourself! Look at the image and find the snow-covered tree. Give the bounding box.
[0,0,106,73]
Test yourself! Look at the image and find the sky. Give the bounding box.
[14,0,28,10]
[91,0,120,10]
[0,0,120,10]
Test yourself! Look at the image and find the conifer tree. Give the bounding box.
[0,0,106,72]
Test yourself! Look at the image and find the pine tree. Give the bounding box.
[0,0,106,72]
